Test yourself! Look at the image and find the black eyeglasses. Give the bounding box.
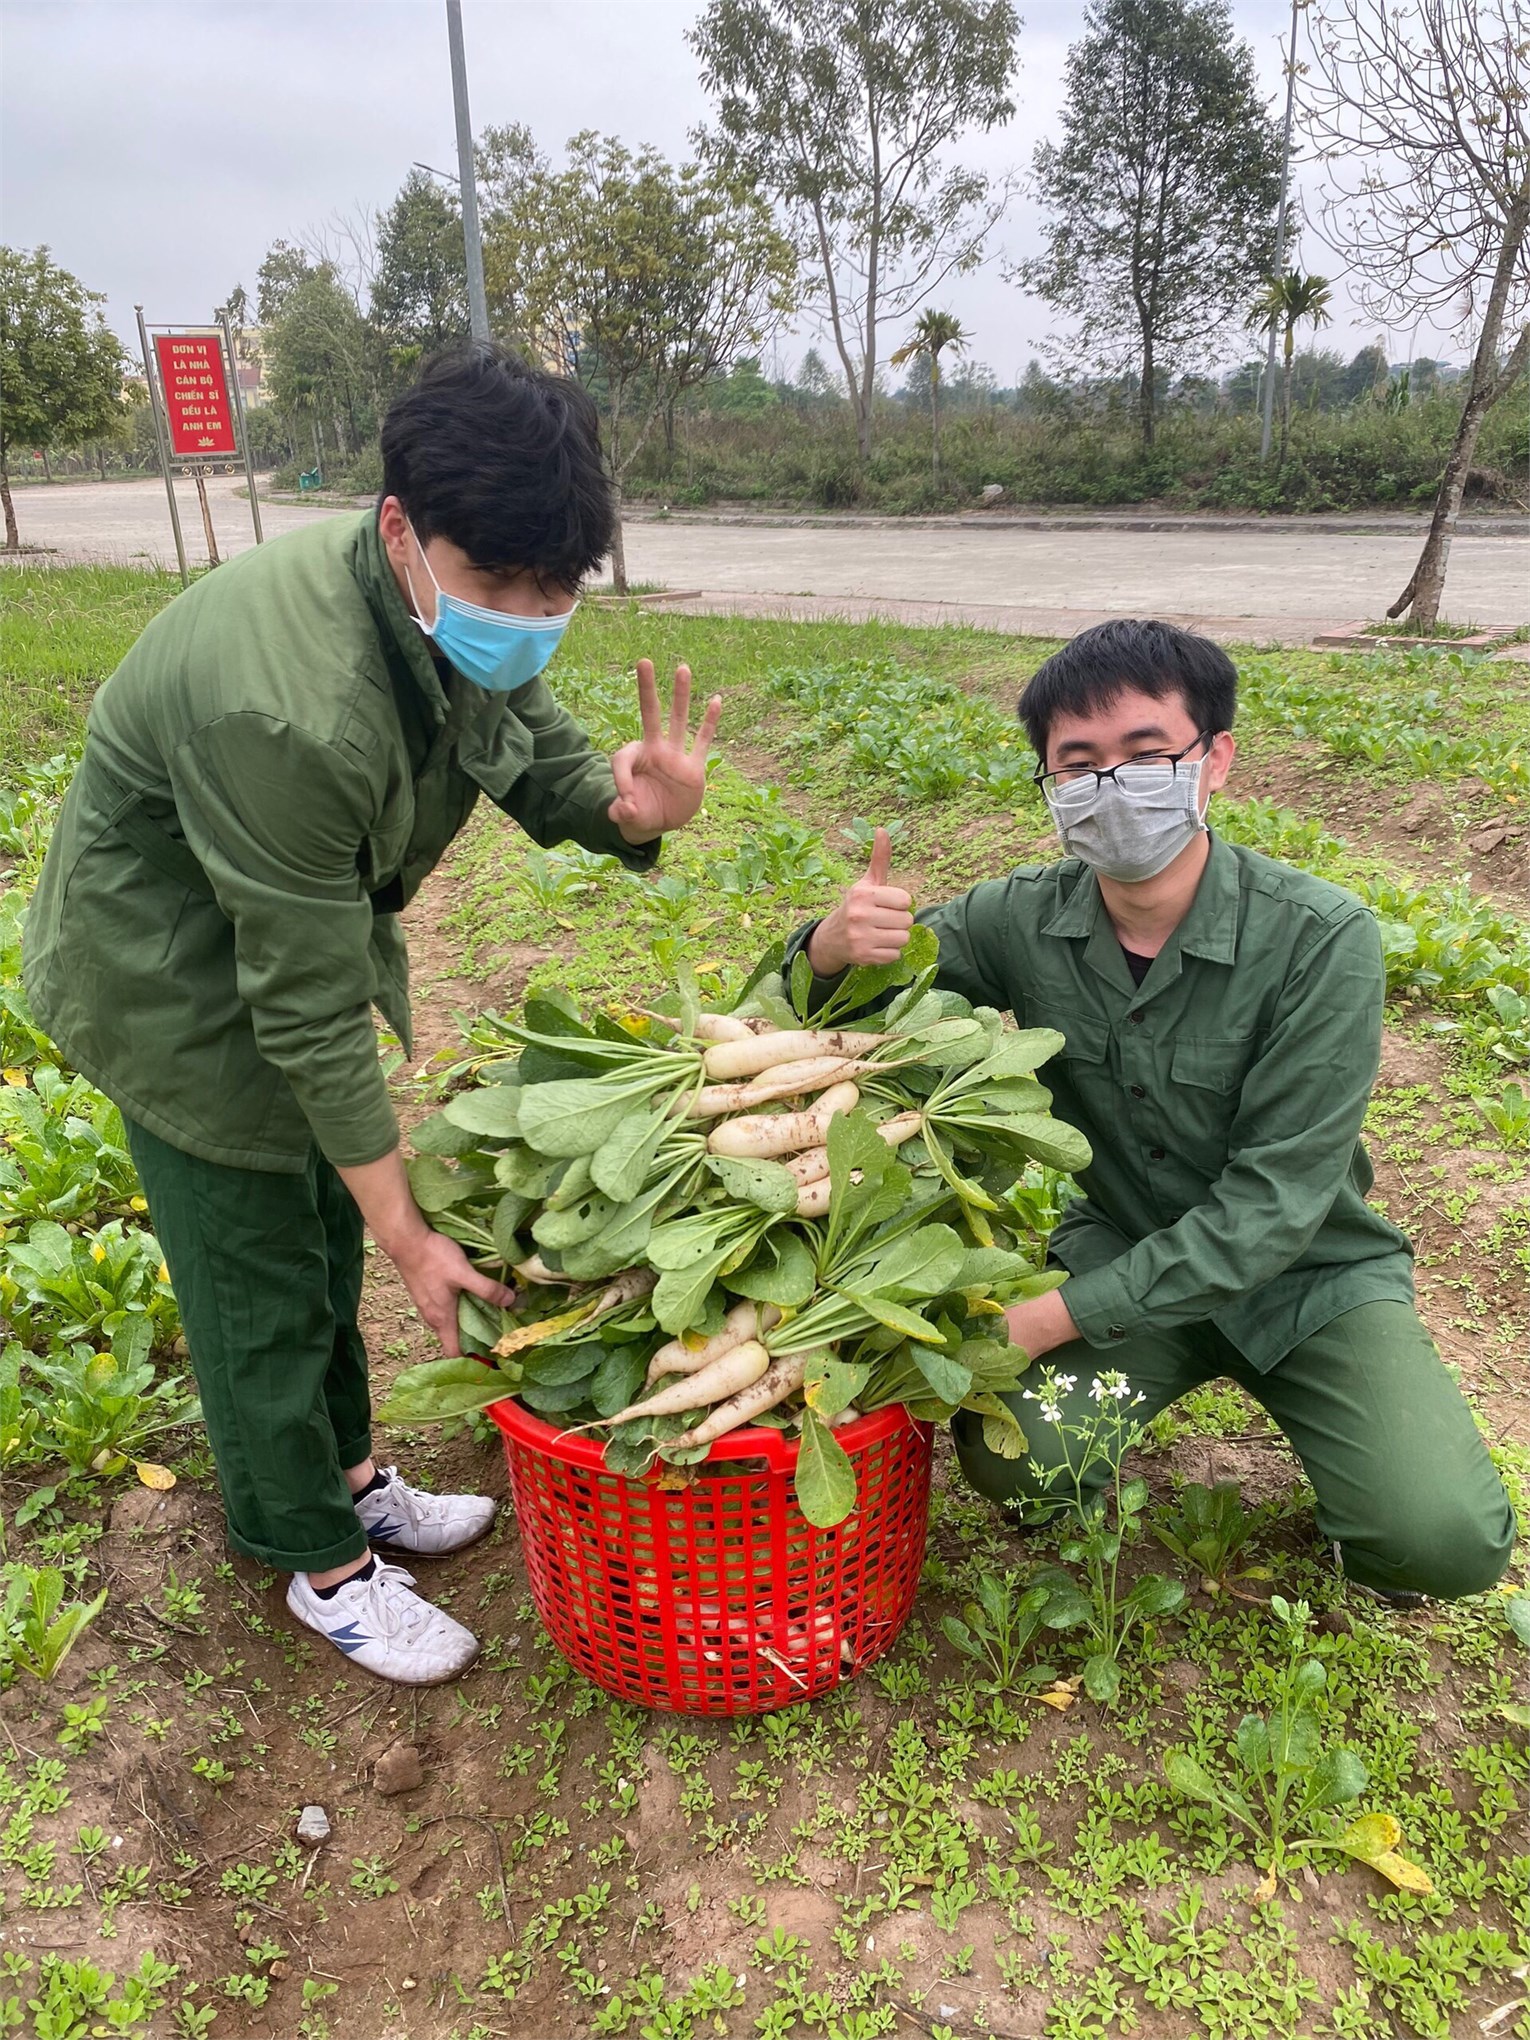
[1035,731,1218,805]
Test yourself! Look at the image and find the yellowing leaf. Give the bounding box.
[135,1461,176,1491]
[2,1068,26,1087]
[130,1196,149,1213]
[91,1243,107,1264]
[1339,1812,1403,1859]
[1369,1851,1434,1895]
[1253,1869,1278,1903]
[1337,1812,1435,1893]
[494,1301,597,1357]
[1036,1680,1078,1712]
[157,1262,171,1285]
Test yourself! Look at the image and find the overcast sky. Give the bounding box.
[1,0,1461,383]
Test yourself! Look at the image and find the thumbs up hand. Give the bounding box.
[806,826,915,975]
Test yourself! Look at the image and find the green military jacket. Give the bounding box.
[25,511,654,1174]
[790,834,1414,1372]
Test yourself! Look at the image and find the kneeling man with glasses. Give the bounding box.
[789,619,1511,1601]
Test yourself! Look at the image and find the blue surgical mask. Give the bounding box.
[404,525,576,693]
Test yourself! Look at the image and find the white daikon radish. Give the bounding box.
[690,1013,757,1043]
[707,1081,860,1159]
[795,1109,919,1214]
[785,1146,831,1187]
[647,1302,781,1384]
[701,1029,892,1083]
[735,1055,867,1104]
[513,1253,577,1286]
[686,1350,816,1444]
[686,1058,861,1118]
[875,1110,924,1148]
[811,1080,862,1134]
[563,1340,771,1432]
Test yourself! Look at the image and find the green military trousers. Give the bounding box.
[953,1301,1515,1600]
[126,1120,373,1573]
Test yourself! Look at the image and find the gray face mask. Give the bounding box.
[1044,757,1208,882]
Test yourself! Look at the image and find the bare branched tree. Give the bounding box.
[691,0,1020,463]
[1301,0,1529,627]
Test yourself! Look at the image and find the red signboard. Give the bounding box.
[152,332,237,457]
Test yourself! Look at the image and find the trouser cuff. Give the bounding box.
[335,1429,374,1471]
[226,1520,370,1575]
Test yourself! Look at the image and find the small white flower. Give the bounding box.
[1088,1377,1108,1403]
[1039,1401,1062,1425]
[1055,1373,1078,1395]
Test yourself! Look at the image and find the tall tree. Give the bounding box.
[264,261,374,461]
[1020,0,1283,448]
[796,346,842,402]
[1301,0,1529,628]
[372,169,470,356]
[890,308,968,479]
[214,283,250,330]
[255,240,313,324]
[0,245,127,549]
[1247,270,1333,463]
[690,0,1019,462]
[482,129,795,590]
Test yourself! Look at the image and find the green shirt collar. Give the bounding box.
[353,510,452,726]
[1041,831,1241,971]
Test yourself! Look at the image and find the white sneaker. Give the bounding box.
[354,1466,498,1555]
[286,1560,480,1685]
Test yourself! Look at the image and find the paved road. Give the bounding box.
[5,473,1524,632]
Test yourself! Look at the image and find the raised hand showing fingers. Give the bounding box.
[607,655,723,842]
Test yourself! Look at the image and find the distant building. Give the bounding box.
[229,326,267,407]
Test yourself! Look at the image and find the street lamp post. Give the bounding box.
[1259,0,1302,463]
[445,0,490,343]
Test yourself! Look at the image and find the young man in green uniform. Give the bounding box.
[792,619,1512,1601]
[26,344,722,1682]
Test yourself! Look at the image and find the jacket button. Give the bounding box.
[1129,1009,1145,1024]
[1107,1325,1127,1341]
[1130,1084,1146,1100]
[1149,1146,1165,1160]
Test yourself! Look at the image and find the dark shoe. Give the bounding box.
[1332,1542,1427,1609]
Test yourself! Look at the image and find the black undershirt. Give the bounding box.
[1121,947,1153,987]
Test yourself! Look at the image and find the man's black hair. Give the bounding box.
[1018,618,1238,760]
[380,341,614,588]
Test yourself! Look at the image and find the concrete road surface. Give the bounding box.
[4,474,1524,635]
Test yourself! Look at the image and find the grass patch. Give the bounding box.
[0,564,183,762]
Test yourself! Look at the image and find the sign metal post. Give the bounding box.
[135,304,190,587]
[221,314,264,545]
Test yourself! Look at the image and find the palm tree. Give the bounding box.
[1248,272,1334,464]
[890,310,968,482]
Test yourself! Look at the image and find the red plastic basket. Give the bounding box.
[488,1396,933,1715]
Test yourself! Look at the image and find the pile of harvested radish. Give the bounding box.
[381,933,1091,1525]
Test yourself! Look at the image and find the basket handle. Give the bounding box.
[703,1422,801,1469]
